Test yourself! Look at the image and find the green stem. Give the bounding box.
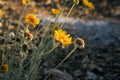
[1,38,6,64]
[55,46,77,68]
[71,8,86,24]
[2,52,4,64]
[38,16,52,48]
[44,46,77,80]
[60,4,75,28]
[15,5,27,40]
[41,43,59,57]
[26,25,29,30]
[54,0,68,22]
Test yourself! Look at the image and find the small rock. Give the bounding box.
[73,70,81,77]
[46,69,73,80]
[86,71,97,80]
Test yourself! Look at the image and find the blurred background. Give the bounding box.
[0,0,120,20]
[0,0,120,33]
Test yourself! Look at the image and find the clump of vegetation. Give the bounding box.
[0,0,94,80]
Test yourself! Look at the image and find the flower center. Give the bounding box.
[1,66,6,70]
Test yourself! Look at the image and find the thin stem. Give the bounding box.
[54,0,68,22]
[60,4,75,28]
[25,24,29,30]
[2,52,4,64]
[41,43,59,57]
[55,46,77,68]
[1,38,6,64]
[71,8,86,24]
[38,16,52,48]
[44,46,77,80]
[15,5,27,40]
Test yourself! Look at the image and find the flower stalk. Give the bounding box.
[60,4,75,28]
[44,46,77,80]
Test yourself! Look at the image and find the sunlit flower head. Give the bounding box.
[0,64,9,73]
[73,0,79,5]
[22,0,30,5]
[51,8,60,15]
[25,13,39,27]
[83,0,94,10]
[54,29,72,48]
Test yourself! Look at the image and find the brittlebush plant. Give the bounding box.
[0,0,94,80]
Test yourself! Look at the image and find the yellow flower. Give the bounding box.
[83,0,94,10]
[51,8,60,15]
[0,9,3,16]
[86,2,94,10]
[22,0,30,5]
[0,64,9,73]
[25,13,39,27]
[54,29,72,48]
[73,0,79,5]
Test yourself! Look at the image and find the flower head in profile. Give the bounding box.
[25,13,39,27]
[51,8,60,15]
[22,0,30,5]
[0,64,9,73]
[73,0,79,5]
[54,29,72,48]
[83,0,94,10]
